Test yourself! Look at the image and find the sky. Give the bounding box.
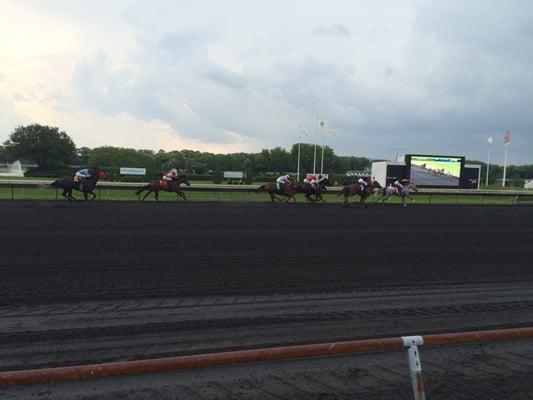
[0,0,532,164]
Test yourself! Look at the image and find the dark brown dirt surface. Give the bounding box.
[0,201,531,399]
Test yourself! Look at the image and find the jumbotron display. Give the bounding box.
[406,155,464,187]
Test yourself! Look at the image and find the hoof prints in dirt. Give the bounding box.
[0,203,532,304]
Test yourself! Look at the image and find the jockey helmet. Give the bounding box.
[169,168,178,174]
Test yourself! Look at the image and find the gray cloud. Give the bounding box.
[50,1,533,163]
[314,24,351,38]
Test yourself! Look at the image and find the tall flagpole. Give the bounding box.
[313,116,318,174]
[486,137,493,186]
[320,124,325,175]
[297,122,302,181]
[502,130,510,187]
[502,145,508,187]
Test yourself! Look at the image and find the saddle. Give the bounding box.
[159,180,171,190]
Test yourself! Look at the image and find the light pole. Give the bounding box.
[485,137,493,186]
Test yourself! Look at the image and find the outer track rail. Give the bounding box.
[1,181,532,202]
[0,327,531,388]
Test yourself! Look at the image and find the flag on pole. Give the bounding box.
[504,130,511,145]
[487,137,493,145]
[318,120,327,128]
[299,126,308,137]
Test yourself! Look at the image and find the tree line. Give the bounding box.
[2,124,532,185]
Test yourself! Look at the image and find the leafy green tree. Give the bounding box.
[0,145,9,163]
[75,147,92,165]
[88,146,158,179]
[3,124,76,168]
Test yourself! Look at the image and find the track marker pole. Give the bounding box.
[402,336,425,400]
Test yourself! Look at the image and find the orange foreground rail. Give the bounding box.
[0,327,532,388]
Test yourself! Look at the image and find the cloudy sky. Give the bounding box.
[1,0,532,163]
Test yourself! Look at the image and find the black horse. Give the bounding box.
[296,178,330,202]
[48,169,107,202]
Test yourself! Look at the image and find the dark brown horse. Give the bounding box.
[296,178,330,202]
[48,169,107,202]
[337,180,381,207]
[135,175,191,202]
[256,181,299,203]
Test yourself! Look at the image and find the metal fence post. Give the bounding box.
[402,336,425,400]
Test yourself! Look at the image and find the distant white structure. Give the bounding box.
[120,167,146,176]
[0,161,24,177]
[371,161,405,187]
[525,180,533,189]
[224,171,244,184]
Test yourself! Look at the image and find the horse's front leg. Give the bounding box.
[178,191,187,202]
[142,190,152,202]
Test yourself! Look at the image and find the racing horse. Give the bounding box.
[256,181,299,203]
[48,169,108,202]
[135,175,191,202]
[337,180,381,207]
[296,178,330,202]
[380,182,418,207]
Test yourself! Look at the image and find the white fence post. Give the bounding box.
[402,335,425,400]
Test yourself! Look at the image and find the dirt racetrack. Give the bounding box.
[1,201,532,304]
[0,201,532,399]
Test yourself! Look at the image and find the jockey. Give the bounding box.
[162,168,178,183]
[358,177,368,192]
[304,175,316,185]
[394,180,404,194]
[313,174,326,190]
[75,167,93,180]
[75,167,96,190]
[276,174,291,192]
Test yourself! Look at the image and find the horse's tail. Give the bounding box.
[337,187,348,196]
[255,184,266,193]
[39,180,60,190]
[135,184,151,195]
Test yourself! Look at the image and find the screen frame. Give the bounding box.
[405,154,465,188]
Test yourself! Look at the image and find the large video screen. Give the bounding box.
[407,155,463,187]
